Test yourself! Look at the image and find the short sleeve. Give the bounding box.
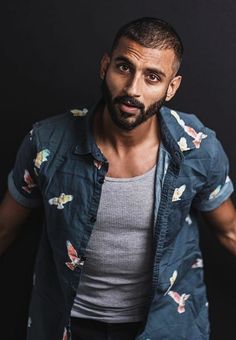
[193,138,234,211]
[8,129,42,208]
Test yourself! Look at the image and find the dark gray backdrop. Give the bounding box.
[1,1,236,339]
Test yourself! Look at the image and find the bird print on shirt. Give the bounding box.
[34,149,50,170]
[168,290,190,313]
[164,270,178,295]
[70,108,88,117]
[192,258,203,268]
[209,185,221,200]
[62,328,68,340]
[48,193,73,209]
[22,169,37,193]
[171,110,207,149]
[177,137,190,152]
[65,240,85,270]
[172,185,186,201]
[93,159,103,170]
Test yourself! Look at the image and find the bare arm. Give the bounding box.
[202,198,236,255]
[0,190,31,256]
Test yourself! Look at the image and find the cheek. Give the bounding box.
[143,90,163,103]
[106,70,126,95]
[106,75,117,93]
[146,84,168,101]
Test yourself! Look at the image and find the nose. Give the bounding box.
[124,74,141,98]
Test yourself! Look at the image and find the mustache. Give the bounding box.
[113,96,144,110]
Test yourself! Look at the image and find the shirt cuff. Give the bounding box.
[194,178,234,212]
[8,171,42,208]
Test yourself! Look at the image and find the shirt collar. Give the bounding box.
[159,106,201,153]
[72,101,106,162]
[72,103,196,164]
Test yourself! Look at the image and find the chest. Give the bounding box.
[104,147,159,178]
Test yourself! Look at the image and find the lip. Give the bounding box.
[119,103,140,114]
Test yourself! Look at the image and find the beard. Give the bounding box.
[101,79,166,131]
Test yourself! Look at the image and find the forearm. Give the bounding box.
[216,225,236,256]
[0,191,31,256]
[0,223,20,256]
[203,199,236,256]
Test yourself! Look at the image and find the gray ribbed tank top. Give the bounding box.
[71,144,169,322]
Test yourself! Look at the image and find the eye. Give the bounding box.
[117,63,130,73]
[146,73,160,83]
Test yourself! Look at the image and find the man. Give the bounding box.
[0,17,235,340]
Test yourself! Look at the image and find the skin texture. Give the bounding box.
[0,36,236,258]
[0,191,31,255]
[100,37,182,132]
[95,36,236,253]
[203,199,236,255]
[101,79,166,131]
[95,37,181,178]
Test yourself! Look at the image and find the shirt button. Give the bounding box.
[90,216,97,223]
[98,177,104,184]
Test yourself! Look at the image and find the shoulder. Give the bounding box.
[32,107,90,140]
[33,112,73,133]
[28,107,91,158]
[160,106,222,157]
[161,106,209,132]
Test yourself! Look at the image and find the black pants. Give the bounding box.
[71,317,142,340]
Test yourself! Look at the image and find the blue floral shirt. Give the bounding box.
[8,104,234,340]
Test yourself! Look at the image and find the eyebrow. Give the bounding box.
[114,56,167,78]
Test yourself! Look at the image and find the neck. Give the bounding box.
[94,104,161,156]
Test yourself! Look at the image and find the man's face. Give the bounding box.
[100,37,182,131]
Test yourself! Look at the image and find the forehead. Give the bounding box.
[111,37,176,74]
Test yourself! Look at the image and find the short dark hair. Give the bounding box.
[111,17,183,71]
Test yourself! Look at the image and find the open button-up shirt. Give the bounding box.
[8,104,233,340]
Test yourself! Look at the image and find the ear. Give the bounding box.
[100,54,111,80]
[165,75,182,102]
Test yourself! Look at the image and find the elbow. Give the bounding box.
[217,222,236,256]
